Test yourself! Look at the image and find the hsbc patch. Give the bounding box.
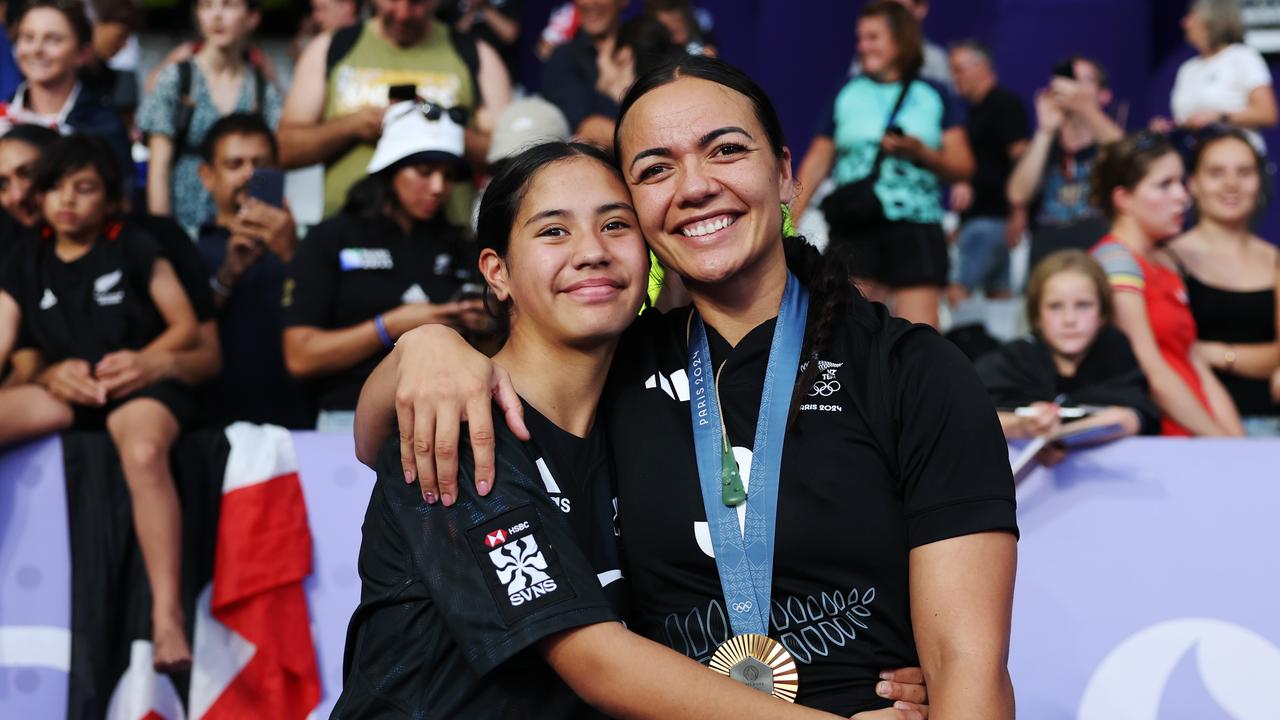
[468,505,575,624]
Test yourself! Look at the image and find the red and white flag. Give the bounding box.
[188,423,321,719]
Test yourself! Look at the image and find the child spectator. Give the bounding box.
[138,0,282,235]
[6,0,132,177]
[978,250,1158,465]
[0,134,200,671]
[1168,129,1280,434]
[283,99,490,431]
[1090,132,1244,436]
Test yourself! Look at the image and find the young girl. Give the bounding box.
[978,250,1158,463]
[1089,131,1245,436]
[138,0,281,234]
[7,0,132,173]
[1167,129,1280,434]
[0,134,200,671]
[335,140,926,720]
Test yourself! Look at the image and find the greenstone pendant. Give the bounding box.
[721,443,746,506]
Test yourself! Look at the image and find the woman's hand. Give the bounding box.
[386,325,527,505]
[881,133,926,162]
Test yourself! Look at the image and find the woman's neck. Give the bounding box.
[26,75,76,116]
[684,243,788,347]
[1193,215,1252,248]
[870,66,902,83]
[196,42,246,75]
[1110,217,1160,258]
[493,324,617,438]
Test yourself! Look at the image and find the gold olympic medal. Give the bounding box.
[708,633,799,702]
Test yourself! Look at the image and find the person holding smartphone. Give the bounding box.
[283,98,492,432]
[195,113,310,428]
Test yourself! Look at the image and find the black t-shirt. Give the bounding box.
[603,298,1018,716]
[542,32,619,131]
[282,213,477,412]
[332,402,623,719]
[437,0,523,77]
[976,326,1162,435]
[963,86,1029,220]
[129,213,216,324]
[6,226,167,364]
[198,224,312,428]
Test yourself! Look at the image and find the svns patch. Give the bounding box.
[468,505,575,624]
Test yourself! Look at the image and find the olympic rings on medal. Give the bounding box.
[731,601,754,613]
[809,380,841,397]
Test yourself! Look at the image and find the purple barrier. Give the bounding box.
[3,433,1278,718]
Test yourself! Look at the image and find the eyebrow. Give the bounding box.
[524,202,636,228]
[628,126,754,172]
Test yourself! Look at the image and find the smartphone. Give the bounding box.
[388,83,419,103]
[246,168,285,208]
[885,125,905,137]
[1053,59,1076,80]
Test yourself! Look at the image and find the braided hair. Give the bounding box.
[614,55,856,425]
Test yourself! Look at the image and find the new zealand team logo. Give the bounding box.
[804,360,843,397]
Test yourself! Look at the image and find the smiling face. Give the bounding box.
[857,15,900,78]
[1191,136,1260,226]
[41,165,112,243]
[374,0,436,47]
[0,139,43,227]
[1114,152,1189,241]
[1037,270,1104,361]
[15,8,86,87]
[482,156,648,350]
[618,76,792,291]
[196,0,260,51]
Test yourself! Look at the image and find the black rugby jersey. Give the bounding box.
[283,213,478,412]
[7,226,168,364]
[604,297,1017,716]
[333,402,624,719]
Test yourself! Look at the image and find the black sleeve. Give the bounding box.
[892,330,1019,548]
[282,220,340,328]
[140,215,216,323]
[542,43,613,131]
[373,422,617,676]
[813,81,844,139]
[1000,92,1031,148]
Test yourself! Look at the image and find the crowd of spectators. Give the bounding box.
[0,0,1275,506]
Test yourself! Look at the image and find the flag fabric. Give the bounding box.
[190,423,320,719]
[63,424,320,720]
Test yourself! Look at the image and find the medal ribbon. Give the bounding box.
[687,271,808,637]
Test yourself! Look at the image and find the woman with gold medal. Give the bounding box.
[355,55,1017,718]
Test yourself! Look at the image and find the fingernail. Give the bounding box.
[404,470,414,485]
[879,670,893,680]
[876,681,890,697]
[441,493,454,507]
[424,491,436,504]
[477,480,490,495]
[894,701,911,710]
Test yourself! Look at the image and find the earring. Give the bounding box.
[105,220,123,241]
